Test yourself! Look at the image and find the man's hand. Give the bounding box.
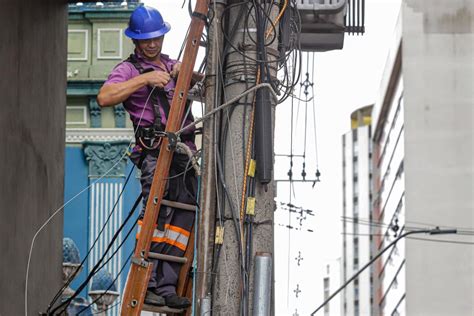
[142,70,170,88]
[170,62,182,79]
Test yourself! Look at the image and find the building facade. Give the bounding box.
[341,105,373,316]
[64,2,140,314]
[372,1,474,315]
[322,259,343,316]
[371,26,405,315]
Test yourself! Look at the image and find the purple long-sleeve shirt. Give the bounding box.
[105,52,172,126]
[104,52,196,150]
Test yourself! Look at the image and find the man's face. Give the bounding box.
[136,36,164,60]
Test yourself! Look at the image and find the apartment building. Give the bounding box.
[342,106,374,316]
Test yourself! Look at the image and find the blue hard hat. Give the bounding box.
[125,6,171,40]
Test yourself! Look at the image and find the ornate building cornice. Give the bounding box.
[114,104,127,128]
[83,141,130,177]
[89,97,102,128]
[66,128,134,143]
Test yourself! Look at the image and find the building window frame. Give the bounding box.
[67,29,89,61]
[66,106,88,125]
[97,28,124,60]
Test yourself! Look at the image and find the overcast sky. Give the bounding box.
[144,0,402,314]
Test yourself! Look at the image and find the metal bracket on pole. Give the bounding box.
[131,257,150,268]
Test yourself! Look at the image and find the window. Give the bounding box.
[324,278,330,291]
[324,277,330,315]
[97,28,123,59]
[353,129,358,142]
[66,106,87,125]
[396,161,404,179]
[68,29,88,61]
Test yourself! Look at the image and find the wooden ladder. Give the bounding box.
[120,1,208,315]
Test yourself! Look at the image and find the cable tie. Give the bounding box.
[215,226,224,245]
[248,159,256,177]
[191,11,209,26]
[246,197,256,216]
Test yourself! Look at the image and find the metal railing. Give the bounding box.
[345,0,365,34]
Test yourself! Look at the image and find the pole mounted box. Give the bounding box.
[298,0,347,51]
[284,0,364,52]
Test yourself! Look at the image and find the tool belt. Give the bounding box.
[135,125,196,152]
[134,125,165,150]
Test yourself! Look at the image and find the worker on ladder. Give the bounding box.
[97,5,198,310]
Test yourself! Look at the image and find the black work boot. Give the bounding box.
[165,294,191,309]
[144,289,165,306]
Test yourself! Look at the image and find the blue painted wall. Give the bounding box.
[64,146,141,301]
[64,146,90,291]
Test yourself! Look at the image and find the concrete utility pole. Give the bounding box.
[211,0,279,314]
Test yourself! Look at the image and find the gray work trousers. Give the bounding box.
[130,149,197,297]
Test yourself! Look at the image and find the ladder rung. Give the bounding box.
[148,252,188,264]
[142,304,185,314]
[162,199,196,212]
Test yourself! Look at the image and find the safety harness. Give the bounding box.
[125,54,194,150]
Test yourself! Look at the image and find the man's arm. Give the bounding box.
[97,70,171,107]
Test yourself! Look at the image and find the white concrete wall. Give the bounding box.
[0,1,66,315]
[402,0,474,315]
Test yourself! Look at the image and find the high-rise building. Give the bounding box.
[371,19,405,315]
[322,259,343,316]
[372,2,474,315]
[341,105,373,316]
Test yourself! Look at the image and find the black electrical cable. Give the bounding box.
[94,216,139,273]
[208,1,230,299]
[209,0,305,310]
[215,145,246,291]
[342,215,474,236]
[217,6,256,312]
[47,164,136,312]
[220,3,286,65]
[164,149,201,181]
[76,249,135,315]
[51,193,142,315]
[181,150,203,206]
[199,5,229,293]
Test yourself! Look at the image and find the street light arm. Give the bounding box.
[310,228,457,315]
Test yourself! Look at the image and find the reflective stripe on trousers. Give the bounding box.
[137,220,190,251]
